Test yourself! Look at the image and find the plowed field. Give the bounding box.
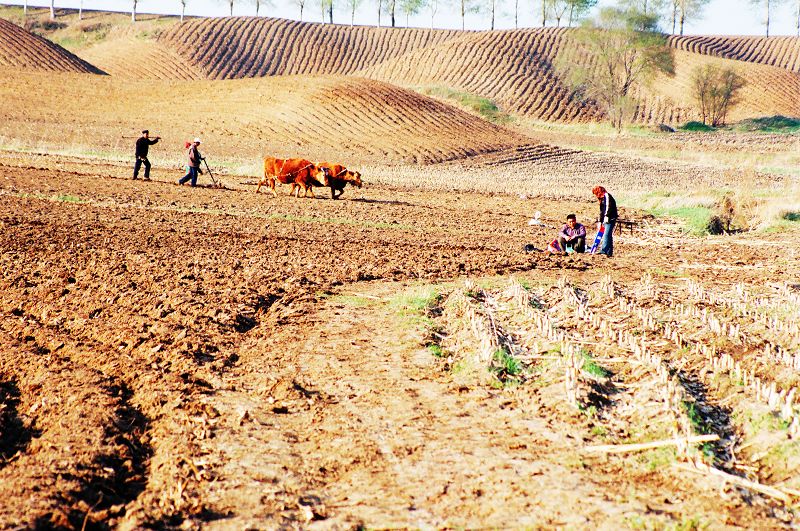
[2,151,800,528]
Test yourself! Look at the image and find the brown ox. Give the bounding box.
[315,162,363,199]
[257,157,329,198]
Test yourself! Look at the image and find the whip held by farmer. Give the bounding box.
[132,129,160,181]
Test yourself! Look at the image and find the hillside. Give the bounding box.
[5,9,796,127]
[0,68,526,165]
[157,16,461,79]
[0,17,103,74]
[153,18,798,125]
[669,34,800,73]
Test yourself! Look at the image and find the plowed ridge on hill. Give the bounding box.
[669,35,800,73]
[641,49,800,123]
[157,16,460,79]
[358,28,601,122]
[154,19,798,125]
[0,17,103,74]
[79,38,201,80]
[0,69,525,165]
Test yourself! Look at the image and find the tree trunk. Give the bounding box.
[568,4,574,27]
[328,2,333,23]
[230,1,234,16]
[181,3,185,22]
[672,3,677,34]
[23,0,27,17]
[377,0,381,27]
[514,0,518,28]
[679,5,685,35]
[461,0,465,30]
[131,0,137,22]
[765,0,770,37]
[256,0,260,15]
[50,0,55,20]
[352,5,355,25]
[79,0,83,20]
[541,0,546,27]
[491,0,495,29]
[390,0,396,27]
[796,0,800,36]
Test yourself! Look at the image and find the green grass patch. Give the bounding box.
[679,121,715,132]
[427,344,444,357]
[731,115,800,134]
[636,446,677,472]
[581,350,610,379]
[419,86,513,125]
[51,194,85,203]
[648,205,713,235]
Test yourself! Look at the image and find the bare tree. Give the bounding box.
[795,0,800,35]
[245,0,272,15]
[557,7,675,131]
[489,0,502,29]
[426,0,440,28]
[567,0,597,27]
[691,64,746,126]
[179,0,188,21]
[400,0,423,25]
[459,0,481,29]
[552,0,570,26]
[295,0,306,20]
[537,0,550,27]
[131,0,137,22]
[750,0,787,37]
[670,0,709,35]
[346,0,364,24]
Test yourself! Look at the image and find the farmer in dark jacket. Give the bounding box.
[557,214,587,253]
[593,185,618,257]
[133,130,160,180]
[178,138,203,187]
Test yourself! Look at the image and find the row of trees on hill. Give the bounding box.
[24,0,800,35]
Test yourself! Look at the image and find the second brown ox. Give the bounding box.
[257,157,329,197]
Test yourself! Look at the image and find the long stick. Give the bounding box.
[583,434,719,454]
[202,158,218,187]
[674,461,791,503]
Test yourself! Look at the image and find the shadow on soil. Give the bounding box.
[0,380,40,467]
[63,383,153,530]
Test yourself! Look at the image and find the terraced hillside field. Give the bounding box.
[154,18,798,125]
[670,34,800,73]
[0,17,103,74]
[157,16,461,79]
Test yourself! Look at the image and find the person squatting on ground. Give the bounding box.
[133,129,160,180]
[593,185,617,257]
[178,138,203,187]
[558,214,586,253]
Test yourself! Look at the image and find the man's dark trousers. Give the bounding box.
[133,157,151,179]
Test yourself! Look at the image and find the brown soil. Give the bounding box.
[0,17,103,74]
[2,156,799,528]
